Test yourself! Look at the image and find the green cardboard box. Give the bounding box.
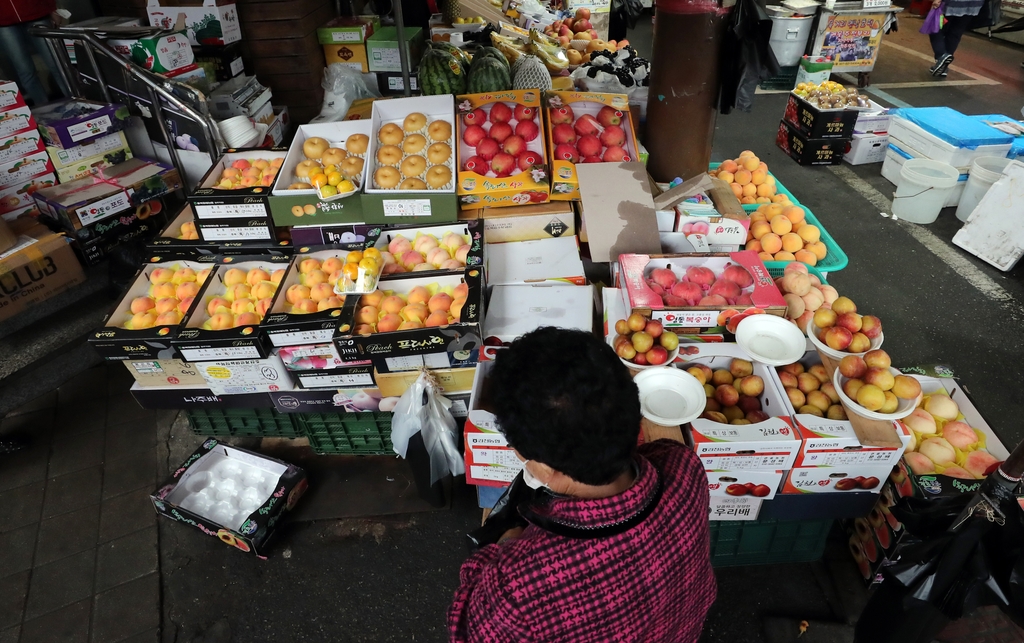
[366,26,424,73]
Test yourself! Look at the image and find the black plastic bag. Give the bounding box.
[614,0,645,30]
[719,0,780,114]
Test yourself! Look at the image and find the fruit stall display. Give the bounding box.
[367,97,456,192]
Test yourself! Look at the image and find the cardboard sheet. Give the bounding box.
[577,162,660,262]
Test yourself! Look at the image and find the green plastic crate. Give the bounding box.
[709,518,834,567]
[764,260,828,284]
[709,162,801,212]
[297,412,393,455]
[759,65,798,91]
[185,408,302,438]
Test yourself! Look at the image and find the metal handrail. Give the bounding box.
[28,24,225,191]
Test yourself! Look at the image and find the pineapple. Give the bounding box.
[444,0,462,26]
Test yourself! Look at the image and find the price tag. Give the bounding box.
[194,203,268,219]
[229,57,245,76]
[77,190,132,226]
[382,199,432,217]
[179,345,262,361]
[198,224,272,241]
[298,372,374,388]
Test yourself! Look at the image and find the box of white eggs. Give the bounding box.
[151,439,308,557]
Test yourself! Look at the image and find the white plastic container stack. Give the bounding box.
[955,156,1014,222]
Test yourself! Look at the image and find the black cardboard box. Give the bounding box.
[776,121,845,166]
[188,149,288,221]
[130,384,274,409]
[783,93,858,139]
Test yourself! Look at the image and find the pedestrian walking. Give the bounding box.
[927,0,983,76]
[0,0,70,105]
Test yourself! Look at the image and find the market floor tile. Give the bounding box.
[0,572,29,631]
[41,464,103,519]
[0,524,37,578]
[102,449,158,500]
[18,599,91,643]
[98,488,157,544]
[90,573,160,643]
[46,429,105,478]
[95,526,159,594]
[0,482,44,534]
[33,504,100,567]
[23,547,95,621]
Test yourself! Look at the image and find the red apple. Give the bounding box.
[575,19,593,31]
[577,134,602,158]
[502,135,526,156]
[549,106,575,125]
[603,146,630,162]
[463,108,486,127]
[489,122,513,143]
[574,114,601,137]
[476,138,499,160]
[490,152,515,177]
[582,156,602,163]
[490,102,513,124]
[599,125,625,147]
[513,104,536,122]
[554,144,578,162]
[463,155,488,173]
[644,319,663,338]
[552,123,576,144]
[517,150,541,171]
[462,124,487,147]
[597,105,623,127]
[515,119,540,141]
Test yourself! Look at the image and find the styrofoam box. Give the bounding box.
[269,120,372,201]
[854,100,891,134]
[881,143,967,208]
[844,132,889,166]
[888,116,1012,170]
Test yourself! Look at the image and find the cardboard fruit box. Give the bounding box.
[706,470,785,500]
[336,268,484,372]
[485,236,586,285]
[482,283,594,359]
[189,148,288,221]
[618,251,786,332]
[0,128,44,165]
[681,343,801,471]
[171,256,291,361]
[464,359,522,487]
[123,358,209,388]
[34,100,129,149]
[261,249,362,347]
[151,439,307,558]
[542,91,640,201]
[783,93,859,139]
[371,220,484,280]
[147,0,243,47]
[269,388,389,414]
[454,89,550,209]
[458,200,575,243]
[0,105,35,139]
[776,120,845,167]
[45,130,130,169]
[0,150,54,189]
[289,223,379,248]
[146,204,220,259]
[0,80,25,111]
[89,259,214,360]
[781,464,892,494]
[0,222,86,324]
[292,360,376,390]
[130,383,274,410]
[268,121,372,227]
[194,354,296,395]
[0,172,55,216]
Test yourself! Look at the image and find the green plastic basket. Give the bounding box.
[759,65,799,91]
[185,408,302,438]
[296,412,393,456]
[709,518,834,567]
[800,206,849,273]
[709,162,800,212]
[764,261,828,284]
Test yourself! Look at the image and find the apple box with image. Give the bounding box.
[171,256,291,362]
[464,360,522,487]
[455,89,550,209]
[618,251,786,333]
[89,259,215,360]
[897,376,1010,499]
[372,220,484,280]
[190,148,288,221]
[542,91,640,201]
[268,121,373,227]
[782,464,892,494]
[0,80,25,111]
[336,268,484,372]
[706,470,785,500]
[0,172,55,216]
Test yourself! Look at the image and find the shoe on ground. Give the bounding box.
[930,54,954,76]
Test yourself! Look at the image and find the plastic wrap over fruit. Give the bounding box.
[390,369,464,484]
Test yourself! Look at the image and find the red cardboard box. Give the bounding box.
[782,464,891,494]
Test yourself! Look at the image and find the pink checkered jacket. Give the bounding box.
[448,439,716,642]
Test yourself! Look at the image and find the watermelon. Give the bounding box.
[427,41,471,69]
[419,49,468,96]
[472,46,510,71]
[468,57,511,93]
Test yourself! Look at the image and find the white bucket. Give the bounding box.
[955,156,1013,222]
[892,158,960,224]
[769,16,813,67]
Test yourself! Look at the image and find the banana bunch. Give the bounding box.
[527,29,569,72]
[490,32,526,65]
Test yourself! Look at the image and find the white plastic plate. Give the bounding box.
[735,315,806,366]
[633,366,706,426]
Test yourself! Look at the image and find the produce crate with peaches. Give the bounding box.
[618,251,787,333]
[336,269,484,370]
[268,121,372,227]
[147,205,220,259]
[455,89,551,208]
[372,221,483,277]
[188,149,288,226]
[708,152,788,207]
[543,91,640,200]
[89,260,215,360]
[744,202,828,267]
[898,377,1010,496]
[171,257,292,362]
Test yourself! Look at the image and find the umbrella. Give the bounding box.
[854,441,1024,643]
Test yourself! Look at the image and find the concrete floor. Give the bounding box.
[2,10,1024,643]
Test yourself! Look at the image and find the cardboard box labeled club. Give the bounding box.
[454,89,550,208]
[363,95,459,223]
[776,120,845,166]
[195,354,295,394]
[32,158,181,232]
[897,376,1010,499]
[337,268,484,372]
[782,464,891,494]
[0,128,43,165]
[706,470,785,500]
[261,249,362,347]
[459,200,574,243]
[124,359,208,387]
[147,0,242,46]
[0,223,86,323]
[464,360,522,487]
[268,121,372,227]
[372,220,484,279]
[151,439,307,557]
[618,251,786,332]
[0,105,35,138]
[89,259,213,360]
[542,91,640,201]
[189,148,288,221]
[783,93,859,139]
[485,236,586,285]
[33,100,129,149]
[172,257,290,361]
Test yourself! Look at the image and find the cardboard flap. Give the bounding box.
[653,173,715,211]
[654,174,746,221]
[577,162,660,263]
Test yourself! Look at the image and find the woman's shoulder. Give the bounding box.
[639,439,706,489]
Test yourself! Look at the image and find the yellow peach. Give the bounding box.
[222,268,246,287]
[381,295,404,315]
[231,299,255,314]
[155,310,183,326]
[401,304,428,323]
[407,286,430,305]
[428,293,453,313]
[155,297,179,314]
[255,298,273,317]
[196,268,211,286]
[377,313,402,333]
[130,311,157,329]
[356,305,379,325]
[149,268,174,284]
[361,290,384,308]
[286,284,310,305]
[246,268,271,286]
[176,282,200,301]
[303,270,328,287]
[208,312,235,330]
[207,297,231,315]
[234,312,262,326]
[172,268,197,284]
[309,283,335,302]
[177,297,194,315]
[151,284,176,300]
[252,281,277,300]
[321,257,344,274]
[299,258,322,274]
[270,269,285,285]
[131,296,156,314]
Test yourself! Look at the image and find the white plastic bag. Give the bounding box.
[311,64,382,123]
[391,370,465,484]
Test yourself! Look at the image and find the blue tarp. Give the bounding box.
[890,107,1014,150]
[967,113,1024,159]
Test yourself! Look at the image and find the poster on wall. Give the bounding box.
[820,14,885,69]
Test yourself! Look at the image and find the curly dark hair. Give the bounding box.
[490,327,641,486]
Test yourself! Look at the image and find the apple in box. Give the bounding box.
[782,465,893,494]
[706,470,785,500]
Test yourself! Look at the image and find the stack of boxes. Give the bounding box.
[318,16,380,75]
[0,80,54,222]
[843,101,890,166]
[776,92,858,166]
[367,26,426,96]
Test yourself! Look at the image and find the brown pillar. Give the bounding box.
[645,0,730,182]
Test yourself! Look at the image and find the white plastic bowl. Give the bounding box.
[806,318,884,360]
[633,366,706,425]
[619,345,680,371]
[833,367,922,420]
[736,315,806,366]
